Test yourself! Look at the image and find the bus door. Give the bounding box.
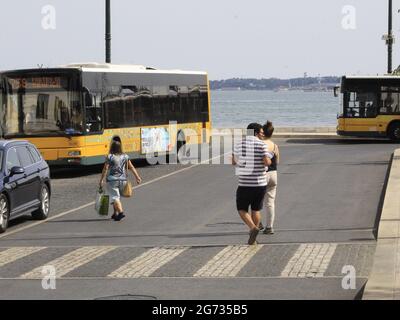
[83,87,103,134]
[0,78,3,137]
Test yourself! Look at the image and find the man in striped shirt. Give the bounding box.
[232,123,274,245]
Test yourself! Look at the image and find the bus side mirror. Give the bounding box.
[333,86,340,97]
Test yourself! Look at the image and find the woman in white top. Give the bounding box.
[261,121,280,234]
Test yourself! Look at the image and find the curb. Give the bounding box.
[363,149,400,300]
[272,133,338,139]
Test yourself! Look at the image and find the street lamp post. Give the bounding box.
[383,0,395,74]
[105,0,111,63]
[388,0,393,74]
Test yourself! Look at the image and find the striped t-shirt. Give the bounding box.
[233,136,274,187]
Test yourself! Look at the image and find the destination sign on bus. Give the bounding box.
[8,77,64,90]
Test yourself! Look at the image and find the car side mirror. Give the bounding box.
[10,166,25,176]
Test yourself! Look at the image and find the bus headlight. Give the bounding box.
[68,151,81,156]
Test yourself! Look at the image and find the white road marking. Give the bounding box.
[194,245,263,277]
[281,243,337,278]
[0,247,46,268]
[20,246,116,279]
[108,247,187,278]
[0,152,230,240]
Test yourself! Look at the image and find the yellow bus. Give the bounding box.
[0,63,212,165]
[336,75,400,141]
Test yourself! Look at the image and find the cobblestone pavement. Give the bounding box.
[0,243,375,280]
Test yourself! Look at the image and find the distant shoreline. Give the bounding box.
[210,88,334,92]
[210,76,340,91]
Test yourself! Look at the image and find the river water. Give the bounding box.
[210,90,338,128]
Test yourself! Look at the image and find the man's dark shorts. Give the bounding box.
[236,186,267,212]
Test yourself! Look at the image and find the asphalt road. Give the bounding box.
[0,138,398,300]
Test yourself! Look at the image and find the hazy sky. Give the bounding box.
[0,0,399,80]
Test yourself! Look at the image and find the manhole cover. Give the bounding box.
[95,294,157,300]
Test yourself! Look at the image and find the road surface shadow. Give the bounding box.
[6,215,35,229]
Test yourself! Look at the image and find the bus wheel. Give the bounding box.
[388,123,400,142]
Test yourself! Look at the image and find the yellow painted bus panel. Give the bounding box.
[13,122,209,163]
[339,115,400,134]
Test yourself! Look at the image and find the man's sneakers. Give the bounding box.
[263,227,274,235]
[259,223,275,234]
[248,227,260,245]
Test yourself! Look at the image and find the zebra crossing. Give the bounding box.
[0,243,375,280]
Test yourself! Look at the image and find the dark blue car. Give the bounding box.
[0,140,51,233]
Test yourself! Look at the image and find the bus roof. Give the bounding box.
[1,63,208,76]
[60,63,208,76]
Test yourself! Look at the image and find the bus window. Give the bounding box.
[344,91,377,118]
[0,80,4,136]
[84,91,102,133]
[104,95,122,128]
[380,87,400,115]
[3,73,83,137]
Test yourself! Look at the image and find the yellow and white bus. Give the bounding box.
[0,63,212,165]
[336,75,400,141]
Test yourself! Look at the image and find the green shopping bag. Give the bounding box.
[95,188,109,216]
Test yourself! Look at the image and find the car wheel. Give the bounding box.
[0,194,10,234]
[32,185,50,220]
[388,123,400,142]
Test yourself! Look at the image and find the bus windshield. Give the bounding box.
[2,71,83,138]
[0,77,4,137]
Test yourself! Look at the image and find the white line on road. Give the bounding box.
[0,152,230,240]
[0,247,46,268]
[194,245,263,278]
[108,246,188,278]
[20,246,117,279]
[281,243,337,278]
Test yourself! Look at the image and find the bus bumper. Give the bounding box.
[47,156,107,166]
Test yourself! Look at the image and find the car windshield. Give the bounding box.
[2,73,83,137]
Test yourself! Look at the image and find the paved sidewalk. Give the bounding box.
[363,148,400,299]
